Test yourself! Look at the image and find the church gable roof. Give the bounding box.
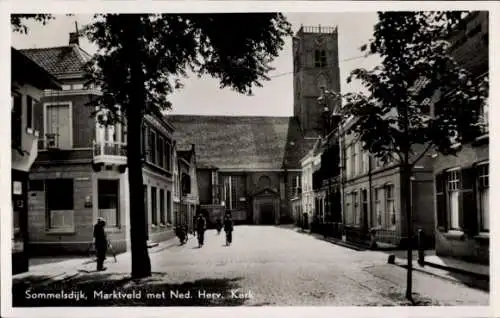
[166,115,314,170]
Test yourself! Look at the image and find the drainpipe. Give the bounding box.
[368,155,375,247]
[339,123,346,241]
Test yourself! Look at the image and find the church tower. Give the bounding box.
[293,25,341,137]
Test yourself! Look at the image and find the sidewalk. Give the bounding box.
[390,254,490,292]
[13,239,179,281]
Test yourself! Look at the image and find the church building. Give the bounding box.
[167,25,341,225]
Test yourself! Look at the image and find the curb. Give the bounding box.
[390,257,489,292]
[422,260,489,280]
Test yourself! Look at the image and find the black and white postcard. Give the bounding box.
[1,1,497,318]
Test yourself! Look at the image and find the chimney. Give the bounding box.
[69,22,80,46]
[69,32,79,46]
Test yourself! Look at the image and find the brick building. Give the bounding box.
[341,119,435,248]
[22,33,176,255]
[11,47,61,273]
[167,115,312,225]
[432,11,489,264]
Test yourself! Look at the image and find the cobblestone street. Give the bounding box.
[13,226,489,306]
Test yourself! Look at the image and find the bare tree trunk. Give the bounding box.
[123,14,152,278]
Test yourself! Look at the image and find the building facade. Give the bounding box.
[432,11,489,264]
[23,33,175,255]
[341,118,435,248]
[11,47,61,274]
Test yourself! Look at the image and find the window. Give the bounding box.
[345,145,351,179]
[385,184,396,229]
[45,103,72,149]
[480,100,489,133]
[143,185,148,225]
[374,188,383,226]
[165,140,172,171]
[11,93,22,148]
[259,175,272,188]
[98,180,120,227]
[151,186,158,226]
[352,143,359,176]
[362,150,370,174]
[345,193,352,224]
[166,191,172,224]
[46,179,74,231]
[26,95,34,130]
[478,163,489,232]
[149,130,156,164]
[222,175,246,210]
[159,189,165,225]
[314,50,327,67]
[447,169,461,230]
[158,136,164,168]
[353,191,360,225]
[141,123,147,157]
[62,84,71,90]
[72,83,84,90]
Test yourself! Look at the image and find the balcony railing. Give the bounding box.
[93,140,127,165]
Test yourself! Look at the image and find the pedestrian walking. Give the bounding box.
[224,214,234,246]
[196,213,207,248]
[93,217,108,271]
[215,217,222,235]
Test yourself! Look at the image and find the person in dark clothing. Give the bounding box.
[93,217,108,271]
[215,217,222,235]
[196,213,207,248]
[175,224,188,245]
[223,214,234,246]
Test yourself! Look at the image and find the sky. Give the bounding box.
[11,13,381,117]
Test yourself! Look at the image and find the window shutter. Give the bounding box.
[460,166,478,235]
[435,172,447,231]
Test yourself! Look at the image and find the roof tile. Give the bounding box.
[19,45,91,76]
[166,115,314,170]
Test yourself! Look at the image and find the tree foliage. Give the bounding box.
[82,13,291,277]
[343,11,489,165]
[83,14,292,119]
[11,14,55,34]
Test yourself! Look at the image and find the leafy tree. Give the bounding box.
[342,11,488,301]
[83,14,291,278]
[11,14,55,34]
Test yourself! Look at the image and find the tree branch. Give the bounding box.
[410,142,433,167]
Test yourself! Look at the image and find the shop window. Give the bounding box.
[46,179,74,232]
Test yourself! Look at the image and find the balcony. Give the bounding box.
[93,141,127,165]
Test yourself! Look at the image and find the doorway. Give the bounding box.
[260,203,275,225]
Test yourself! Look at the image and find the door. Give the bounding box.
[260,202,275,225]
